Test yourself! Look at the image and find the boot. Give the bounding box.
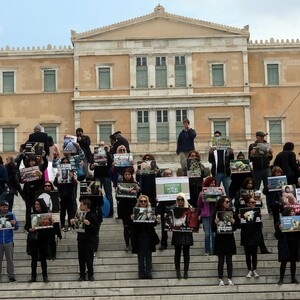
[176,269,182,279]
[184,270,188,279]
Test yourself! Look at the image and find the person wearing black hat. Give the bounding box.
[248,131,273,212]
[0,200,18,282]
[110,131,130,154]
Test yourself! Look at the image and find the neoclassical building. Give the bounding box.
[0,5,299,160]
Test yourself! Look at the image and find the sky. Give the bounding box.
[1,0,300,48]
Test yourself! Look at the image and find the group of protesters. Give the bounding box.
[0,121,299,285]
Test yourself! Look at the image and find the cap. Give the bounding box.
[256,131,266,137]
[0,200,9,206]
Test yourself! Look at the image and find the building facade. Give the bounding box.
[0,5,299,161]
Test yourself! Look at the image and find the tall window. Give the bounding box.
[44,126,57,144]
[136,57,148,88]
[268,120,282,144]
[2,71,15,93]
[156,110,169,141]
[213,120,227,136]
[211,64,225,86]
[98,67,111,90]
[155,56,167,88]
[137,110,150,142]
[175,56,186,87]
[176,109,188,137]
[98,124,112,143]
[0,128,15,152]
[266,63,279,86]
[43,69,56,92]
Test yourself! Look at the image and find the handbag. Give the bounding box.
[26,232,38,256]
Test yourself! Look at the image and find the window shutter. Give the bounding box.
[136,67,148,88]
[269,121,282,144]
[175,65,186,87]
[99,68,111,89]
[44,70,56,92]
[3,72,14,93]
[3,128,14,152]
[212,64,224,86]
[155,66,167,87]
[267,64,279,85]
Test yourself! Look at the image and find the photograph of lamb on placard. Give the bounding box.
[239,207,261,224]
[267,175,287,192]
[230,160,251,173]
[20,166,41,183]
[281,216,300,232]
[212,136,231,150]
[31,213,53,230]
[250,143,271,157]
[113,153,133,167]
[136,160,157,175]
[0,215,15,230]
[24,142,44,156]
[116,183,138,198]
[216,211,233,234]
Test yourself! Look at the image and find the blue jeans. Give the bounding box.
[215,173,231,197]
[202,216,215,254]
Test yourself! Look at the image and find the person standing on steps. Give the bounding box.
[176,119,196,175]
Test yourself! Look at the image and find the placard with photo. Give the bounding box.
[116,183,138,198]
[0,214,15,230]
[239,207,261,224]
[250,143,272,157]
[136,160,157,175]
[93,147,107,166]
[113,154,133,167]
[74,210,86,233]
[212,136,231,150]
[267,175,287,192]
[63,135,77,153]
[35,190,60,213]
[186,158,202,178]
[20,166,41,183]
[202,187,224,202]
[133,207,156,223]
[57,164,72,183]
[281,185,297,205]
[216,211,233,234]
[230,159,251,173]
[156,177,190,201]
[281,216,300,232]
[24,142,44,156]
[80,181,102,196]
[164,207,200,232]
[31,213,53,229]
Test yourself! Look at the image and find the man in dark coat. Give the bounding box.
[26,125,49,156]
[274,142,299,185]
[110,131,130,154]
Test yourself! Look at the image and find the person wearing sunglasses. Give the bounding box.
[172,193,193,279]
[237,194,262,279]
[212,196,236,286]
[131,195,158,279]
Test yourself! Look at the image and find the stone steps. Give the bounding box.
[1,196,296,300]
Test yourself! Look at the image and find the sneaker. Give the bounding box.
[246,270,252,278]
[278,279,283,285]
[228,279,234,286]
[253,270,260,278]
[78,276,85,281]
[204,252,209,256]
[88,276,95,282]
[219,279,225,286]
[125,245,130,252]
[291,278,299,284]
[61,227,66,232]
[9,277,17,283]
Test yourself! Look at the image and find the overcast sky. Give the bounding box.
[1,0,300,48]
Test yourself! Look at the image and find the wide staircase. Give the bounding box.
[2,198,300,300]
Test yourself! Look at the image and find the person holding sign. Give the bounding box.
[116,169,139,251]
[237,195,262,278]
[209,131,234,198]
[212,196,236,286]
[197,176,218,256]
[176,119,196,175]
[0,200,18,282]
[131,195,158,279]
[172,193,193,279]
[275,207,300,285]
[25,198,53,283]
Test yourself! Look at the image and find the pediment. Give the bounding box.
[72,5,249,42]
